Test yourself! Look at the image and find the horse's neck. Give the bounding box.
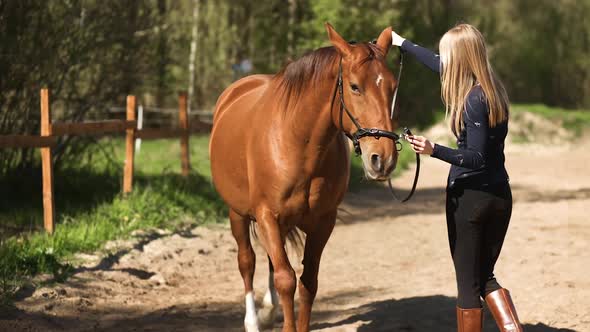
[278,84,341,170]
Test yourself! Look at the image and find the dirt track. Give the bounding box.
[2,136,589,331]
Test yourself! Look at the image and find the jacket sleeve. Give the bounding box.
[431,93,488,169]
[400,39,441,73]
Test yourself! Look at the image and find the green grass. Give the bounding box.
[511,104,590,137]
[0,135,224,304]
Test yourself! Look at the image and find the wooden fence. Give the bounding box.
[0,88,200,234]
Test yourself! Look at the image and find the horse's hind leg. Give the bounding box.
[229,209,259,332]
[297,211,336,332]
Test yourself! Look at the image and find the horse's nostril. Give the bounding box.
[370,153,383,173]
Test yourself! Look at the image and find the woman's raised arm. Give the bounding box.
[392,31,441,73]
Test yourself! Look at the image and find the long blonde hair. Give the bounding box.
[439,24,509,136]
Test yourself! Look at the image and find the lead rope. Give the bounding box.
[388,148,420,202]
[388,49,420,203]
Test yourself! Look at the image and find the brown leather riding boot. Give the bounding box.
[456,306,483,332]
[485,288,524,332]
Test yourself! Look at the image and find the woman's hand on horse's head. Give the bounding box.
[391,30,405,47]
[407,135,435,155]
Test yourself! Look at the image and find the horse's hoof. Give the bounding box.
[245,311,260,332]
[257,305,277,328]
[244,320,260,332]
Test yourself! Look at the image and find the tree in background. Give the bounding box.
[494,0,590,109]
[1,0,588,173]
[0,1,163,172]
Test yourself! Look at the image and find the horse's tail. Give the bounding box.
[249,221,305,258]
[285,227,305,258]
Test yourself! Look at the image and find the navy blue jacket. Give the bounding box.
[401,40,509,189]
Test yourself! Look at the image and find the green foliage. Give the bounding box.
[297,0,396,51]
[0,1,172,172]
[2,0,589,174]
[494,0,590,109]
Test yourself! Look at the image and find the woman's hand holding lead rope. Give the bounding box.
[406,135,435,155]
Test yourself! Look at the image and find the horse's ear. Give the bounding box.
[376,26,393,56]
[326,22,352,57]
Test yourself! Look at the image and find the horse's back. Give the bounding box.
[210,74,273,215]
[212,74,272,124]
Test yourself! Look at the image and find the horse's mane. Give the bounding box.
[274,47,339,108]
[274,43,383,109]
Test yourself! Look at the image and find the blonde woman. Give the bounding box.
[392,24,523,332]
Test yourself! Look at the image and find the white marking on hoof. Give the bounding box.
[257,288,279,327]
[244,291,260,332]
[263,285,279,307]
[257,271,279,328]
[257,305,277,328]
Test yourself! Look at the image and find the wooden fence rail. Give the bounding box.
[0,135,56,148]
[0,89,197,234]
[52,120,137,136]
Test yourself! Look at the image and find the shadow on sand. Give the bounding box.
[311,295,576,331]
[2,294,576,332]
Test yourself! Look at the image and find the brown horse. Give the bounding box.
[209,24,399,332]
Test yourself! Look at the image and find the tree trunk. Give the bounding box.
[156,0,167,106]
[187,0,200,111]
[287,0,297,56]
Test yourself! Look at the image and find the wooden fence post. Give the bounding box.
[179,92,190,177]
[40,88,55,234]
[123,95,136,194]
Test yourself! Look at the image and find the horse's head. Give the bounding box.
[326,23,399,181]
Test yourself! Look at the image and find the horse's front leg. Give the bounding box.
[257,257,279,328]
[255,207,297,332]
[297,211,336,331]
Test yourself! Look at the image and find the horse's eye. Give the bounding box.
[350,84,361,94]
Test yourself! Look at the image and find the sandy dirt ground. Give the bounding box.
[1,136,589,332]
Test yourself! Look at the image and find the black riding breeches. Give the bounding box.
[445,182,513,309]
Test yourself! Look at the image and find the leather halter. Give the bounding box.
[335,49,419,203]
[337,58,402,155]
